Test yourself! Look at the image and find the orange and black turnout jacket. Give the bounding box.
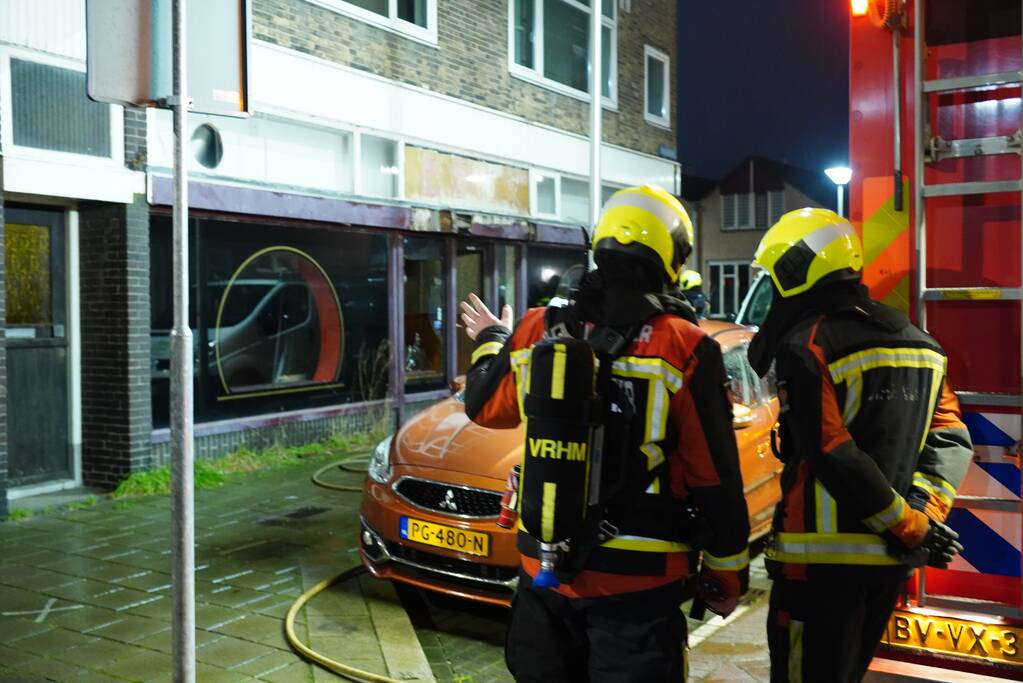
[765,296,973,580]
[466,306,750,598]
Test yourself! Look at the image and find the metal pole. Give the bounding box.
[913,0,926,331]
[388,234,405,428]
[589,1,602,233]
[893,27,904,212]
[1017,0,1023,614]
[837,185,845,218]
[913,0,928,606]
[170,0,195,679]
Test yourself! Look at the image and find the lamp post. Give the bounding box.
[825,166,853,217]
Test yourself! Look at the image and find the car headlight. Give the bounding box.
[368,435,394,484]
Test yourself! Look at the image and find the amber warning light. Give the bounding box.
[851,0,869,16]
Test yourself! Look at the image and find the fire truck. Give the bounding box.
[846,0,1023,679]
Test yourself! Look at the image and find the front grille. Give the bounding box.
[383,540,517,585]
[394,477,502,518]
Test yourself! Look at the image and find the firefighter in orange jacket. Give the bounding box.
[748,208,972,682]
[460,186,750,682]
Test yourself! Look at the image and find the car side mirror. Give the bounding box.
[733,404,754,430]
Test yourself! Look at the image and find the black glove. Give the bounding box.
[887,519,963,569]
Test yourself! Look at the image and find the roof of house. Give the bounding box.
[682,156,836,209]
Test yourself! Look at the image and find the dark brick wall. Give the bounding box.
[253,0,677,157]
[124,107,148,171]
[79,197,152,489]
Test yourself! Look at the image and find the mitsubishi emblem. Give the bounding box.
[439,489,458,512]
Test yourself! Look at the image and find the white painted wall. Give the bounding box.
[250,41,678,190]
[148,40,679,214]
[0,0,86,60]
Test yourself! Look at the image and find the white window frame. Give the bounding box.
[530,169,561,219]
[709,260,753,317]
[643,45,671,129]
[0,47,124,169]
[304,0,438,46]
[354,130,405,200]
[722,193,760,231]
[508,0,618,108]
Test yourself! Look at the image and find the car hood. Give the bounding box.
[392,397,522,481]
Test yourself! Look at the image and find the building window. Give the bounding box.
[404,237,446,391]
[724,193,781,231]
[150,216,389,426]
[360,134,400,199]
[3,53,122,164]
[709,261,753,319]
[561,177,590,226]
[769,190,786,225]
[531,171,620,226]
[307,0,437,43]
[644,45,670,128]
[533,172,558,217]
[510,0,617,104]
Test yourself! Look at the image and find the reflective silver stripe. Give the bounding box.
[602,190,685,232]
[814,482,837,533]
[801,220,856,254]
[703,548,750,571]
[612,357,684,393]
[770,532,902,566]
[828,347,946,382]
[862,492,905,533]
[842,372,862,425]
[789,620,804,683]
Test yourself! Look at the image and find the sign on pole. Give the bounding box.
[86,0,250,117]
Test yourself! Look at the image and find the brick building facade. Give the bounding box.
[0,0,680,513]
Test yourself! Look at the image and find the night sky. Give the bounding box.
[676,0,850,180]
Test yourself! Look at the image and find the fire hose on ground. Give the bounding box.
[282,453,413,683]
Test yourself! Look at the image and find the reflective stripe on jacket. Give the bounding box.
[465,307,751,598]
[766,303,973,580]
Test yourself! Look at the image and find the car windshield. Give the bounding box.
[736,271,773,328]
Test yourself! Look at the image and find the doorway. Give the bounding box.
[5,206,72,487]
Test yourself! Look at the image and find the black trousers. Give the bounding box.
[767,575,904,683]
[505,576,688,683]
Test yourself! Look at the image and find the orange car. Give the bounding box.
[359,320,780,607]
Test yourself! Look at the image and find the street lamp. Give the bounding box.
[825,166,853,217]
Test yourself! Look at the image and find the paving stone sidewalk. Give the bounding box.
[0,455,433,682]
[0,453,777,683]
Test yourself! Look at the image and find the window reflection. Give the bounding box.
[211,247,342,395]
[527,245,587,308]
[404,237,446,390]
[456,245,486,374]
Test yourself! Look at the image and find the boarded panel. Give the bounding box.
[405,147,529,216]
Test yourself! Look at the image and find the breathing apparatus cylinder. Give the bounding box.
[519,337,600,589]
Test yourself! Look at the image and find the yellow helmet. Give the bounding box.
[679,269,703,291]
[593,185,694,284]
[753,207,863,298]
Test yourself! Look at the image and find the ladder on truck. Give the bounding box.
[912,0,1023,619]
